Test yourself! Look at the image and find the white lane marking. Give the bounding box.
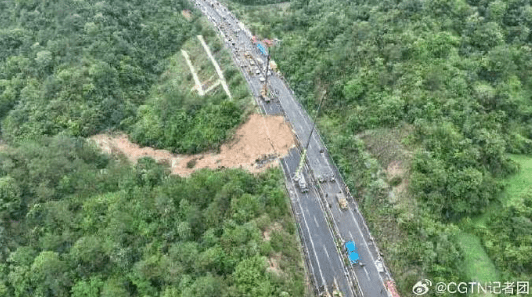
[323,244,330,260]
[313,215,320,228]
[349,231,354,240]
[363,267,370,279]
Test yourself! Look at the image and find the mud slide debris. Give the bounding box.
[91,114,296,176]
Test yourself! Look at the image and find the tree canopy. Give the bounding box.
[260,0,532,293]
[0,136,304,296]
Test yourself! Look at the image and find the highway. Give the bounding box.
[192,1,394,296]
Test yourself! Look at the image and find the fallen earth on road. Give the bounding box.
[91,114,296,176]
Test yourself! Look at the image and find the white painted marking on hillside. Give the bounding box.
[197,35,232,99]
[181,50,204,96]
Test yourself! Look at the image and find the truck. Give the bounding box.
[257,43,268,55]
[336,192,347,210]
[294,173,308,192]
[345,241,359,264]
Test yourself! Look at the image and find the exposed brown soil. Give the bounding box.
[386,160,410,197]
[181,10,192,21]
[91,114,296,176]
[267,252,283,276]
[262,222,282,241]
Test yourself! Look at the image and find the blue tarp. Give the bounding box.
[345,241,356,253]
[257,43,268,56]
[349,252,360,264]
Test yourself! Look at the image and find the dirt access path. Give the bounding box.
[91,114,296,176]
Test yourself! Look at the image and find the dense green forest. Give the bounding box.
[0,135,304,296]
[0,0,305,296]
[0,0,247,153]
[241,0,532,294]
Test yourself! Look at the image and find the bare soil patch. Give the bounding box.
[267,252,283,276]
[262,222,282,241]
[386,160,409,195]
[181,10,192,21]
[91,114,296,176]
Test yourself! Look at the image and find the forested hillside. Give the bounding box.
[0,0,306,296]
[0,0,247,153]
[0,136,304,296]
[262,0,532,293]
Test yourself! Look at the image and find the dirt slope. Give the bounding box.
[91,114,296,176]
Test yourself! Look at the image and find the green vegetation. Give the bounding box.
[234,0,532,293]
[0,136,305,296]
[478,188,532,281]
[129,20,252,153]
[0,0,196,141]
[501,154,532,206]
[0,1,304,296]
[456,232,499,283]
[0,0,250,154]
[223,1,290,39]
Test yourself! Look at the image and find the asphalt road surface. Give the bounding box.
[192,1,393,296]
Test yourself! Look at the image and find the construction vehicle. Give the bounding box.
[260,84,270,103]
[293,173,308,193]
[336,192,347,210]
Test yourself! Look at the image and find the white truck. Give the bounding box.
[294,173,308,193]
